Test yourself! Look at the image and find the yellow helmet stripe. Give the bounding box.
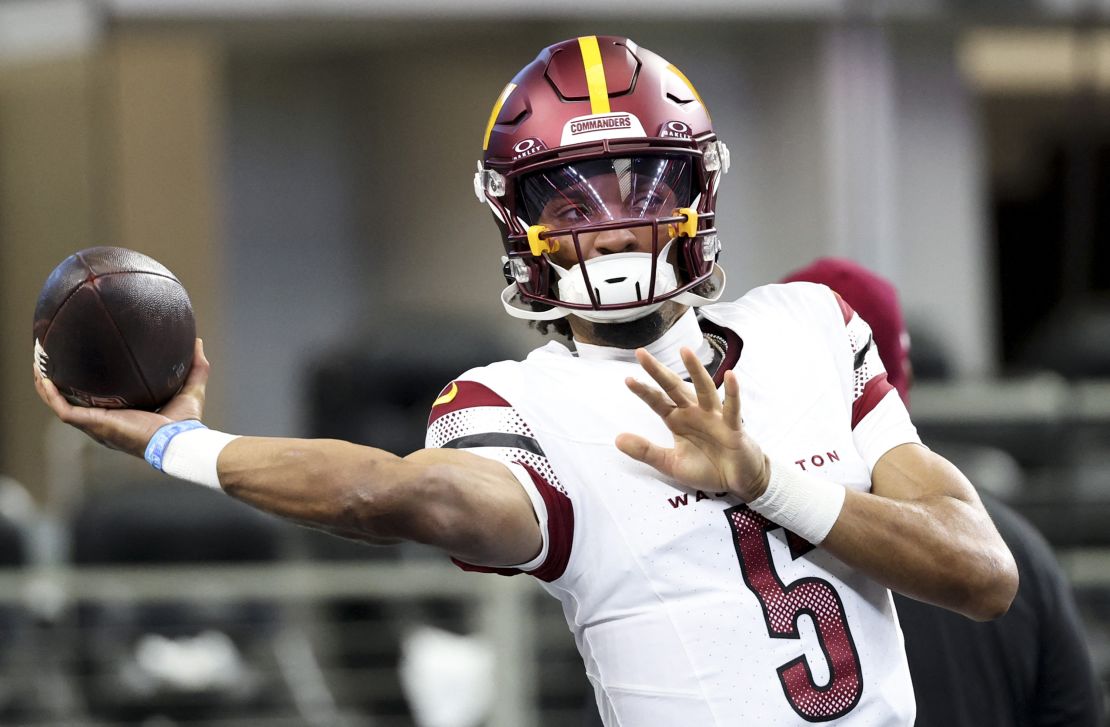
[578,36,611,115]
[667,63,710,122]
[483,82,517,151]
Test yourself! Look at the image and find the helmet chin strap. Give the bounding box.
[500,284,568,320]
[671,265,728,307]
[499,261,727,323]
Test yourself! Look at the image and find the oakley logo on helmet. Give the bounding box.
[660,120,693,140]
[560,112,645,145]
[512,138,546,160]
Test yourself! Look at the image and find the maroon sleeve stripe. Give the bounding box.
[851,373,894,429]
[448,462,574,582]
[428,380,510,425]
[833,291,854,326]
[525,461,574,582]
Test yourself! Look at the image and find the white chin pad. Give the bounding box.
[498,244,727,324]
[553,250,678,322]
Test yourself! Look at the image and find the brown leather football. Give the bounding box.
[33,247,195,410]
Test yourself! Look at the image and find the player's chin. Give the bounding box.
[574,302,687,348]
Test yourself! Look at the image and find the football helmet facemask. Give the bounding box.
[476,36,729,323]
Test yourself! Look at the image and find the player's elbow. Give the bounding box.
[331,458,424,540]
[960,545,1019,622]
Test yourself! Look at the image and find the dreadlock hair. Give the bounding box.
[529,318,573,340]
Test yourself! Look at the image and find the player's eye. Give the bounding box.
[554,205,589,224]
[631,191,666,215]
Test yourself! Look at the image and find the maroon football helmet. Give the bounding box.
[475,36,729,323]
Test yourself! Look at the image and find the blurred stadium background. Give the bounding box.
[2,0,1110,724]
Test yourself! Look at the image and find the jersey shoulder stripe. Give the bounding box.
[428,380,511,425]
[440,432,544,455]
[839,296,895,429]
[426,377,574,582]
[852,372,893,429]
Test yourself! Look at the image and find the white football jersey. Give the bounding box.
[426,282,920,726]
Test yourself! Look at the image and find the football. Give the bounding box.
[33,247,196,410]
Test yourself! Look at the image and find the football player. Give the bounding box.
[35,36,1018,725]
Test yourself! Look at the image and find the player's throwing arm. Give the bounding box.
[33,340,544,567]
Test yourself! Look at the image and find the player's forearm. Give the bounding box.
[822,489,1018,621]
[216,436,415,544]
[173,433,539,563]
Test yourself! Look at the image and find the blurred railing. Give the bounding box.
[914,376,1110,544]
[0,561,556,727]
[913,376,1110,423]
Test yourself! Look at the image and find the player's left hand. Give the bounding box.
[616,347,770,502]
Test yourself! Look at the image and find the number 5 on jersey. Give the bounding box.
[726,505,863,721]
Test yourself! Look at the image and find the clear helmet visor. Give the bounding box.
[519,156,694,229]
[501,154,721,323]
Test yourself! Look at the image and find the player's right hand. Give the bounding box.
[33,338,210,459]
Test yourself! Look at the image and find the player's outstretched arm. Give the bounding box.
[34,340,542,567]
[618,346,1018,622]
[215,439,542,565]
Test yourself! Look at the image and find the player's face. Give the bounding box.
[535,172,654,266]
[521,156,692,268]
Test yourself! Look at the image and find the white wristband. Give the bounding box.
[145,421,239,490]
[747,460,846,545]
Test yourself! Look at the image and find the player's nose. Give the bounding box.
[591,227,643,257]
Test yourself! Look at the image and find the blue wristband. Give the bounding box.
[144,420,207,471]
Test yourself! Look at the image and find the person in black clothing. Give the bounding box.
[896,491,1102,726]
[783,257,1103,727]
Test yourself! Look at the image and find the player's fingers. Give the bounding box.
[625,377,676,419]
[635,348,694,407]
[31,362,57,410]
[615,433,674,477]
[722,369,743,430]
[32,362,92,428]
[197,338,209,367]
[187,339,210,385]
[180,339,209,401]
[681,347,720,411]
